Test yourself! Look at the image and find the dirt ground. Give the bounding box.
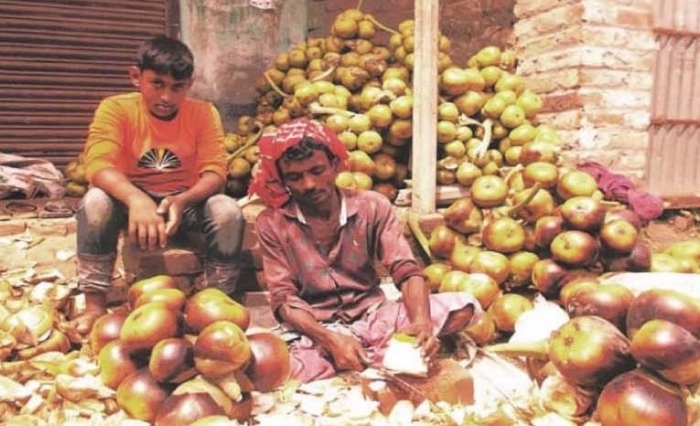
[639,208,700,251]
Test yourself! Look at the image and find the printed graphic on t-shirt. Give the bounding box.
[137,148,182,172]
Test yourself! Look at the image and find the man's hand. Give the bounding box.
[156,195,186,236]
[127,195,167,249]
[400,320,439,362]
[324,331,372,372]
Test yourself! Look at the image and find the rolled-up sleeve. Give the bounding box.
[256,211,315,322]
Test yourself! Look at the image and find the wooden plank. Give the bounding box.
[661,195,700,209]
[411,0,439,214]
[650,118,700,125]
[165,0,181,38]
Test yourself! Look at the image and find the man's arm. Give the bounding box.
[400,275,439,358]
[371,194,438,356]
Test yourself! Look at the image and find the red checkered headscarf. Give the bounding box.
[248,118,349,208]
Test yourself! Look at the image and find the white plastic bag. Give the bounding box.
[0,153,65,199]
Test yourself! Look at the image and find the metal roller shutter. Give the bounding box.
[0,0,174,171]
[647,0,700,207]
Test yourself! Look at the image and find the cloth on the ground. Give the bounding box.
[577,161,664,222]
[248,118,349,208]
[287,292,482,383]
[0,153,65,199]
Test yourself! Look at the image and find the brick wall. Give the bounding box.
[514,0,656,182]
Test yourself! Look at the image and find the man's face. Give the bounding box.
[279,149,339,208]
[131,68,192,120]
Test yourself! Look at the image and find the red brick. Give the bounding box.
[520,61,582,84]
[517,26,584,56]
[543,91,583,112]
[520,72,564,93]
[514,0,566,19]
[122,246,203,279]
[579,69,654,91]
[616,9,652,27]
[539,109,583,130]
[579,90,604,106]
[0,221,27,236]
[581,26,655,50]
[26,219,74,237]
[623,111,652,130]
[531,3,584,34]
[579,46,655,71]
[603,89,651,109]
[492,0,516,9]
[585,112,626,126]
[671,215,695,232]
[604,129,650,150]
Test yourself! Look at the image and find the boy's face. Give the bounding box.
[130,67,193,120]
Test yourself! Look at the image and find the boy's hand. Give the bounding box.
[127,196,167,249]
[157,195,185,236]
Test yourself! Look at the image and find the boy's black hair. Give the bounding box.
[279,136,336,165]
[136,35,194,80]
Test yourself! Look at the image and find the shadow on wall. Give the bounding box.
[179,0,309,131]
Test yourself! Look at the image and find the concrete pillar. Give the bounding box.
[179,0,309,131]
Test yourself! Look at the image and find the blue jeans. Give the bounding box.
[76,187,245,294]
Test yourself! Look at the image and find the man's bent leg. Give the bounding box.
[289,337,338,383]
[353,292,483,363]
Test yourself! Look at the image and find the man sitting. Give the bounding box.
[250,118,481,382]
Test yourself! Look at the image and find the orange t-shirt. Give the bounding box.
[83,92,227,196]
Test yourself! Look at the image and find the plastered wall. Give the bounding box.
[180,0,309,130]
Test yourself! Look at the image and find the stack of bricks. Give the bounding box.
[120,201,267,299]
[514,0,656,182]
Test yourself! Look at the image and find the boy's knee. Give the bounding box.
[78,188,118,227]
[206,194,244,227]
